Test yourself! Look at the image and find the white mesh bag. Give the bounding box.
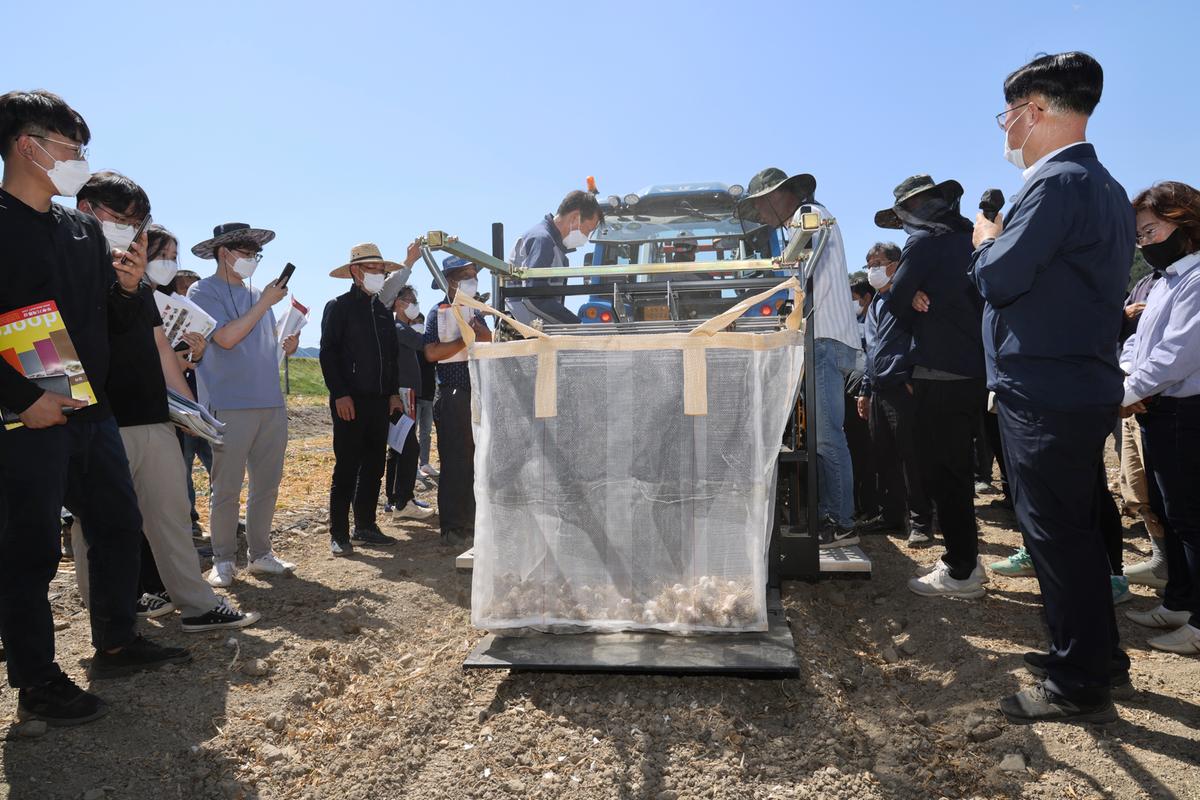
[453,278,804,634]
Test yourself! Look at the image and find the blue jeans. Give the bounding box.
[178,430,214,523]
[416,398,435,465]
[813,338,857,528]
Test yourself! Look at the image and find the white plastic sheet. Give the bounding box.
[461,281,804,634]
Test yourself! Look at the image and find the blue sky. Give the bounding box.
[7,0,1197,345]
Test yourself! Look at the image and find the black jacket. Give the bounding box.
[395,322,425,395]
[969,143,1133,410]
[890,227,985,379]
[0,189,143,420]
[319,287,399,399]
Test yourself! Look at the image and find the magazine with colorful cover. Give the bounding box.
[0,300,96,428]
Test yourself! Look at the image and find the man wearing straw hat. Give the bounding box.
[320,243,408,556]
[189,222,299,588]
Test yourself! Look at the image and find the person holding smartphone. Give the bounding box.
[187,222,299,588]
[0,90,190,727]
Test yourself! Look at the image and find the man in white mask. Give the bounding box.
[968,52,1135,725]
[383,283,437,522]
[188,223,299,587]
[510,189,604,323]
[319,243,413,556]
[1,89,189,728]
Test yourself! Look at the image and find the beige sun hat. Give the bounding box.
[329,243,404,278]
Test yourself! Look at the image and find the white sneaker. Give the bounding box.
[394,501,435,520]
[1126,604,1192,629]
[419,463,440,478]
[248,553,296,575]
[206,560,237,588]
[1147,624,1200,655]
[908,559,986,599]
[915,556,988,582]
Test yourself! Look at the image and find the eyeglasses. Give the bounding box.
[231,249,263,262]
[1136,224,1164,244]
[29,134,88,161]
[994,102,1038,131]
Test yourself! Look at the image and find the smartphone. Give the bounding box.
[277,262,296,288]
[118,214,154,265]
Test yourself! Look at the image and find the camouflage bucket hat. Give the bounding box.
[736,167,817,223]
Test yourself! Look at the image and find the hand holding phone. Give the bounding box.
[277,262,296,289]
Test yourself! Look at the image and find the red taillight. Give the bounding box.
[585,307,597,319]
[759,304,772,316]
[600,311,612,323]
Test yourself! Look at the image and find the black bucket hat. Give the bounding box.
[874,175,964,230]
[736,167,817,223]
[191,222,276,259]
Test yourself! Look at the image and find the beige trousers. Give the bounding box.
[1118,414,1165,540]
[73,422,220,617]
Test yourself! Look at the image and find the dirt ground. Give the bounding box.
[2,397,1197,800]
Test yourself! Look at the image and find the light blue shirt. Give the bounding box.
[188,276,284,411]
[1122,251,1200,404]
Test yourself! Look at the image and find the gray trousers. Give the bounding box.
[73,423,220,616]
[210,406,288,563]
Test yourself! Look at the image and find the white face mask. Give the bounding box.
[867,265,890,290]
[1003,105,1035,170]
[146,258,179,287]
[411,323,426,335]
[100,219,136,252]
[403,302,420,321]
[454,277,479,300]
[32,140,90,197]
[563,226,589,250]
[231,256,258,279]
[361,272,386,295]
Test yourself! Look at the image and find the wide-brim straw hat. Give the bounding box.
[874,175,964,229]
[191,222,276,259]
[330,243,404,278]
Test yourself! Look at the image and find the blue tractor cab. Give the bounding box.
[577,182,790,324]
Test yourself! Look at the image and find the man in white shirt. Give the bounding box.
[741,168,861,547]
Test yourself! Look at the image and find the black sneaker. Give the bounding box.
[818,520,859,550]
[88,636,192,679]
[136,592,175,619]
[17,673,108,727]
[1022,652,1135,700]
[181,600,261,633]
[999,682,1117,725]
[330,535,353,556]
[351,526,397,546]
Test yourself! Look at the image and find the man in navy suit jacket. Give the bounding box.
[969,52,1134,725]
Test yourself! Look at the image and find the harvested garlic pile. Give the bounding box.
[485,573,759,630]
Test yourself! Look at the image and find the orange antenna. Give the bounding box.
[586,176,598,194]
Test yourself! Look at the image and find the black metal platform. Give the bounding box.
[463,590,800,678]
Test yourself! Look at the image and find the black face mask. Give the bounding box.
[1141,227,1190,270]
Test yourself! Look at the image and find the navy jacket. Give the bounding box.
[861,289,912,396]
[969,143,1134,410]
[889,228,985,378]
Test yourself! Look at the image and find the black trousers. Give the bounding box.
[329,395,390,536]
[384,423,420,507]
[1140,395,1200,629]
[997,396,1129,703]
[844,391,880,517]
[0,418,142,688]
[435,386,475,534]
[972,403,996,483]
[870,384,932,533]
[982,409,1011,501]
[913,378,983,578]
